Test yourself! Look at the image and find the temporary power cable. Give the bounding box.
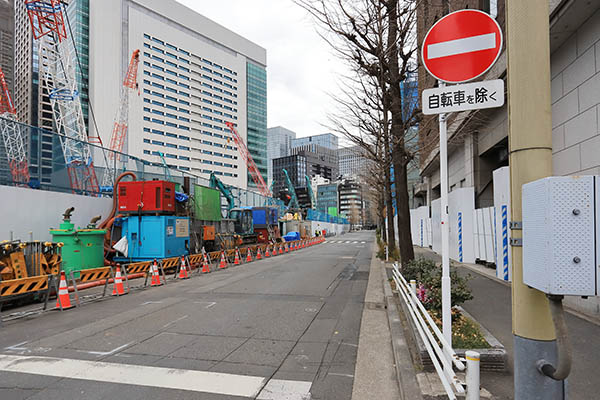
[537,295,572,381]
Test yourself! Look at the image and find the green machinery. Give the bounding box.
[209,172,235,212]
[49,208,106,277]
[305,175,316,209]
[282,169,299,211]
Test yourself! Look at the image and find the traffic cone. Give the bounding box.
[219,251,228,269]
[178,256,189,279]
[279,244,283,255]
[246,248,253,263]
[285,242,289,253]
[151,259,163,286]
[256,247,262,260]
[55,271,74,309]
[234,248,241,265]
[201,253,211,273]
[112,265,128,296]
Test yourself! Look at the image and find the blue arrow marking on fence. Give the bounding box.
[420,219,423,247]
[458,212,463,262]
[502,205,509,281]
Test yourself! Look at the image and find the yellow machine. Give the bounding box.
[0,240,62,281]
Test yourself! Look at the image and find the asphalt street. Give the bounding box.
[0,231,374,400]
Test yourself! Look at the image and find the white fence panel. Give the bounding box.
[448,187,475,264]
[473,209,480,260]
[431,198,442,254]
[493,166,512,281]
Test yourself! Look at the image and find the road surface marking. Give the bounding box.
[194,301,217,308]
[141,301,163,305]
[341,342,358,348]
[162,315,188,328]
[4,341,51,355]
[257,379,312,400]
[427,32,496,59]
[328,372,354,378]
[0,355,312,398]
[76,342,134,357]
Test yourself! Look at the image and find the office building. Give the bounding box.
[272,153,306,198]
[338,177,363,226]
[291,143,338,181]
[267,126,296,185]
[317,182,338,216]
[292,133,338,150]
[89,0,267,189]
[338,145,370,178]
[0,0,13,92]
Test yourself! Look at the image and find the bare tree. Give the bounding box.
[295,0,421,262]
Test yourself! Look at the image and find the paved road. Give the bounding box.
[414,247,600,400]
[0,231,374,400]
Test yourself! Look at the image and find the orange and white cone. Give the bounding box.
[279,244,284,255]
[256,247,262,260]
[55,271,74,309]
[219,251,228,269]
[178,256,189,279]
[151,259,163,286]
[246,248,253,263]
[112,265,128,296]
[265,245,271,257]
[201,253,211,273]
[234,248,241,265]
[285,242,289,253]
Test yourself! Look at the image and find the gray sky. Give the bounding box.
[175,0,349,140]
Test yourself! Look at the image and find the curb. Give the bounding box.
[381,262,423,400]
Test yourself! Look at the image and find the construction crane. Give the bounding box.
[0,67,29,184]
[25,0,100,194]
[102,49,140,188]
[157,151,173,182]
[224,121,270,197]
[305,175,316,209]
[282,168,299,211]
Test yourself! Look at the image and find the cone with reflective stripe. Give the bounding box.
[246,248,253,263]
[219,251,228,269]
[285,242,289,253]
[279,244,283,255]
[55,271,74,309]
[178,256,189,279]
[151,259,163,286]
[201,253,210,273]
[265,245,271,257]
[256,247,262,260]
[234,248,241,265]
[112,265,128,296]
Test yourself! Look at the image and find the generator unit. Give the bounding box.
[114,215,189,262]
[522,176,600,296]
[117,180,176,214]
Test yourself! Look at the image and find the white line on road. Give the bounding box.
[328,372,354,378]
[341,342,358,348]
[162,315,188,328]
[4,341,52,355]
[76,342,134,357]
[427,32,496,59]
[194,301,217,308]
[141,301,163,305]
[0,355,312,398]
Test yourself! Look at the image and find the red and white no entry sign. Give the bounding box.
[422,10,502,83]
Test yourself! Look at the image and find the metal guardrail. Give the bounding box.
[391,262,480,400]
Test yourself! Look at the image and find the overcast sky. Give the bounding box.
[175,0,350,141]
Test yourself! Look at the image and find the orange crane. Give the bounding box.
[224,121,270,197]
[102,49,140,188]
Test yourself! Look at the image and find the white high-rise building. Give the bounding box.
[89,0,267,189]
[267,126,296,185]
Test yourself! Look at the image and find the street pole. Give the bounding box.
[505,0,562,398]
[439,81,452,350]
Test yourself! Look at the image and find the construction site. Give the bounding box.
[0,1,350,323]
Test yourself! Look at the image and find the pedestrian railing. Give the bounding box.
[392,263,480,400]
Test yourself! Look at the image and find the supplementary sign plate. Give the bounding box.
[422,79,504,115]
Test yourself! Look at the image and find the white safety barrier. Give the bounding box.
[473,207,496,264]
[392,263,480,400]
[410,206,431,247]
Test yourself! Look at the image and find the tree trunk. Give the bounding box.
[384,169,396,252]
[393,154,415,263]
[378,192,386,241]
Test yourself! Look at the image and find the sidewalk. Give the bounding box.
[414,246,600,400]
[351,249,405,399]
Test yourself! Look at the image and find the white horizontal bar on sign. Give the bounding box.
[422,79,505,115]
[428,33,496,59]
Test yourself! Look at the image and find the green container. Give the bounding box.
[50,218,106,278]
[194,185,222,221]
[328,207,338,217]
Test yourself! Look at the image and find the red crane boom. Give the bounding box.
[225,121,270,197]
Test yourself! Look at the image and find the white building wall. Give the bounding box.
[90,0,266,189]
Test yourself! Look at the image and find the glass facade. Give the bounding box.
[246,61,267,188]
[317,183,338,215]
[292,133,338,150]
[66,0,90,126]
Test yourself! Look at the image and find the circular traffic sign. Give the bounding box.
[422,10,502,83]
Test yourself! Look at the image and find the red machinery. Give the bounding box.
[117,180,175,214]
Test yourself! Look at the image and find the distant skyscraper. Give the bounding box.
[292,133,338,150]
[0,0,13,93]
[338,145,370,178]
[267,126,296,185]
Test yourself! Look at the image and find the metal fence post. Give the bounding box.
[385,245,389,261]
[465,350,480,400]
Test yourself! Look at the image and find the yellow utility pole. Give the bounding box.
[506,0,564,398]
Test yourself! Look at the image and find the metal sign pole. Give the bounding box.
[439,81,452,353]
